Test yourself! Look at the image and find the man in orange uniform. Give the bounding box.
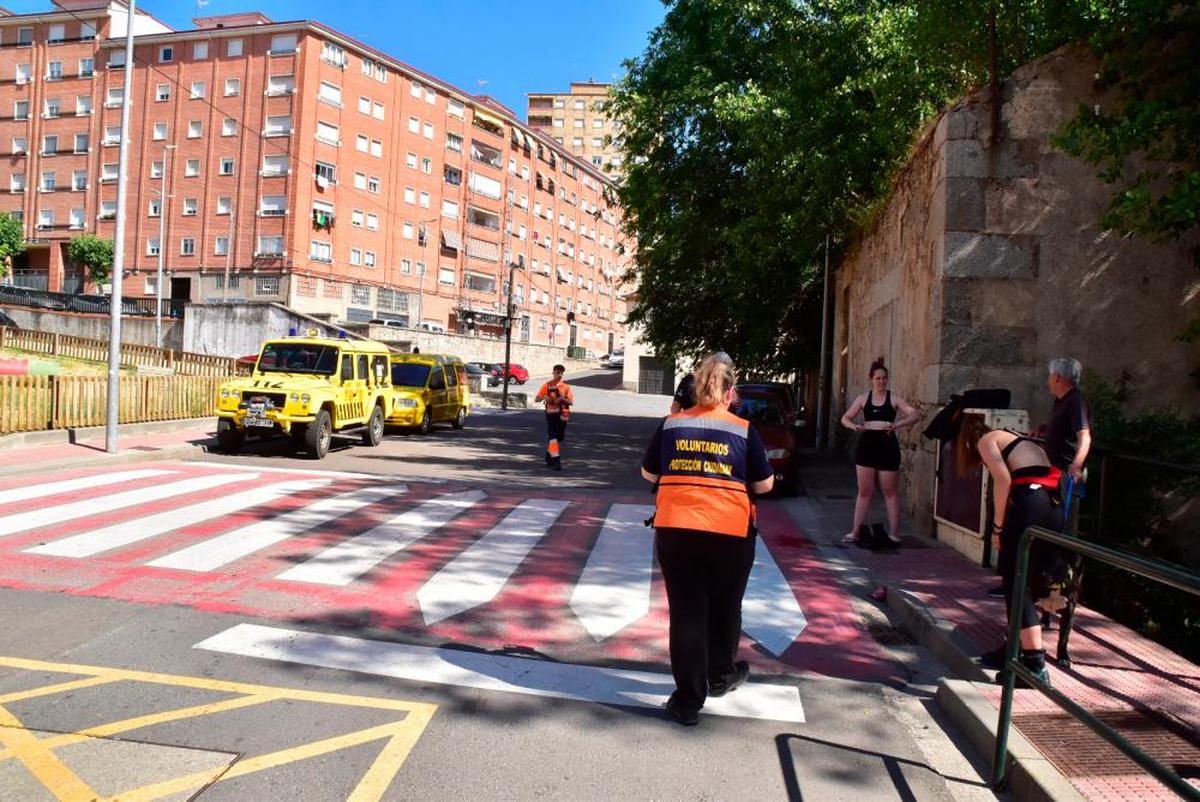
[535,364,574,471]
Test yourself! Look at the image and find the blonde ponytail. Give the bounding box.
[693,353,736,408]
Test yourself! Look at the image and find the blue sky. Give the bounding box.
[7,0,666,117]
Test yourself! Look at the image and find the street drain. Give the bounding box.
[867,621,916,646]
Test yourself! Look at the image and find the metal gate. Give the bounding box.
[637,355,674,395]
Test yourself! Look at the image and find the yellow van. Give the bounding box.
[387,353,470,433]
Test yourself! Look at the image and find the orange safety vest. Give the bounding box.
[654,406,753,538]
[537,380,574,420]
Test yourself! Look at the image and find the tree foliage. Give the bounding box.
[612,1,1196,375]
[0,212,25,279]
[67,234,114,286]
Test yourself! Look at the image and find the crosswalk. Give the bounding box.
[0,463,812,666]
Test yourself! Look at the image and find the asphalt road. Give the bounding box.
[0,369,1001,801]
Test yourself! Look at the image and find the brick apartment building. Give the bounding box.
[0,1,632,352]
[527,81,622,178]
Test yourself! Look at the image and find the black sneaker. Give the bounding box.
[987,584,1006,598]
[664,694,700,726]
[996,665,1051,690]
[979,644,1009,669]
[709,661,750,697]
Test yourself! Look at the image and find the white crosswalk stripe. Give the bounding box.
[0,469,173,506]
[25,479,330,559]
[0,473,250,539]
[741,537,808,656]
[277,489,484,586]
[569,504,656,641]
[417,498,569,625]
[146,486,405,572]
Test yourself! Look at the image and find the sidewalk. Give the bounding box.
[0,419,214,477]
[796,454,1199,802]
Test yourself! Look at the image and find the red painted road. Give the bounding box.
[0,462,899,682]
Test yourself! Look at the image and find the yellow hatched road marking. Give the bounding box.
[0,704,98,801]
[0,654,438,802]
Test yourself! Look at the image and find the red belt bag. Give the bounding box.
[1011,466,1062,490]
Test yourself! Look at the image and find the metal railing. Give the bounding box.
[1090,446,1200,541]
[992,525,1200,799]
[0,284,185,318]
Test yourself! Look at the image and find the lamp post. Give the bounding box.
[500,256,518,410]
[415,218,437,332]
[154,143,175,348]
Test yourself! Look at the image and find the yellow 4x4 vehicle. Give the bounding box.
[387,353,470,433]
[216,334,391,459]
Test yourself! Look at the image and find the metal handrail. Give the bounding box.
[992,526,1200,798]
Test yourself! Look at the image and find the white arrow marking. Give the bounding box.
[195,623,805,723]
[569,503,656,641]
[148,485,404,572]
[0,469,173,506]
[417,498,569,625]
[741,537,808,656]
[26,479,329,558]
[0,473,250,539]
[277,489,484,586]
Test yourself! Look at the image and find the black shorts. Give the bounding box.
[854,430,901,471]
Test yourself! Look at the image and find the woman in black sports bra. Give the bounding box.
[839,358,922,545]
[956,414,1063,686]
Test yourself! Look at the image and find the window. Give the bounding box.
[103,163,119,181]
[69,208,83,229]
[48,24,65,44]
[72,170,86,190]
[404,187,415,204]
[471,140,502,168]
[40,171,56,191]
[316,121,339,145]
[373,101,384,120]
[190,81,205,99]
[99,200,116,219]
[349,248,362,266]
[467,206,499,230]
[160,46,173,63]
[356,134,368,153]
[315,161,336,185]
[448,98,464,118]
[573,137,583,148]
[14,101,28,121]
[156,84,170,102]
[365,251,377,267]
[442,199,459,219]
[573,119,584,129]
[179,237,195,255]
[419,191,430,208]
[258,236,284,256]
[444,165,462,185]
[265,115,292,136]
[76,95,91,115]
[446,133,463,152]
[351,209,364,227]
[73,133,87,153]
[188,120,202,138]
[439,267,455,285]
[256,276,280,296]
[46,61,62,81]
[222,118,237,136]
[216,196,231,214]
[224,78,240,96]
[260,195,286,215]
[42,135,58,155]
[182,198,197,216]
[193,41,208,59]
[553,118,563,128]
[402,222,413,239]
[108,50,125,68]
[270,34,297,55]
[44,98,61,118]
[80,22,96,41]
[185,159,200,177]
[262,154,288,176]
[219,157,235,175]
[267,74,295,95]
[366,213,378,231]
[318,81,341,106]
[423,122,434,139]
[19,62,37,84]
[153,122,167,141]
[408,116,419,134]
[592,137,603,147]
[214,236,229,255]
[310,240,332,261]
[468,172,502,199]
[367,176,380,193]
[16,27,32,46]
[227,39,243,57]
[405,152,417,169]
[369,139,382,157]
[321,42,345,67]
[422,158,432,174]
[357,96,370,114]
[353,172,366,189]
[147,238,160,256]
[9,173,24,192]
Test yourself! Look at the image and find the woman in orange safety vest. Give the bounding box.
[641,353,774,725]
[535,364,574,470]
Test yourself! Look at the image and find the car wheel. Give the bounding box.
[362,405,384,446]
[418,408,432,435]
[216,419,244,454]
[517,379,526,385]
[452,406,466,429]
[507,376,516,385]
[305,409,332,459]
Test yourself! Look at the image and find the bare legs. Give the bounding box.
[844,466,877,542]
[877,470,902,542]
[846,466,902,542]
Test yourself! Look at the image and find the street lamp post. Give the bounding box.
[500,257,518,411]
[154,144,175,348]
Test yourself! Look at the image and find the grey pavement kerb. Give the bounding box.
[793,454,1084,802]
[0,418,213,478]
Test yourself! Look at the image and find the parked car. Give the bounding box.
[737,382,800,421]
[489,362,529,385]
[605,350,625,369]
[387,353,470,433]
[735,388,799,494]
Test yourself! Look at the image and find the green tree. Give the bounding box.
[67,234,115,287]
[0,212,25,280]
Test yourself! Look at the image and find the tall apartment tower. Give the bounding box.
[526,81,622,178]
[0,2,631,354]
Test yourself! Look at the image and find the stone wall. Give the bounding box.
[0,305,183,349]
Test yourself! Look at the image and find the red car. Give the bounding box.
[735,388,799,494]
[489,363,529,385]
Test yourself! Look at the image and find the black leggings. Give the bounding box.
[999,486,1063,629]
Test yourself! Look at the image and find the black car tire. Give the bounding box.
[216,419,244,453]
[507,376,516,385]
[362,405,384,446]
[305,409,332,459]
[418,408,432,435]
[452,406,466,429]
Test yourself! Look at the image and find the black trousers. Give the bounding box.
[999,486,1063,629]
[655,526,756,711]
[544,414,567,465]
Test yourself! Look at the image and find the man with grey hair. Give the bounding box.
[1045,357,1091,484]
[670,351,734,413]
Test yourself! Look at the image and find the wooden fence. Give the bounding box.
[0,374,224,433]
[0,326,250,377]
